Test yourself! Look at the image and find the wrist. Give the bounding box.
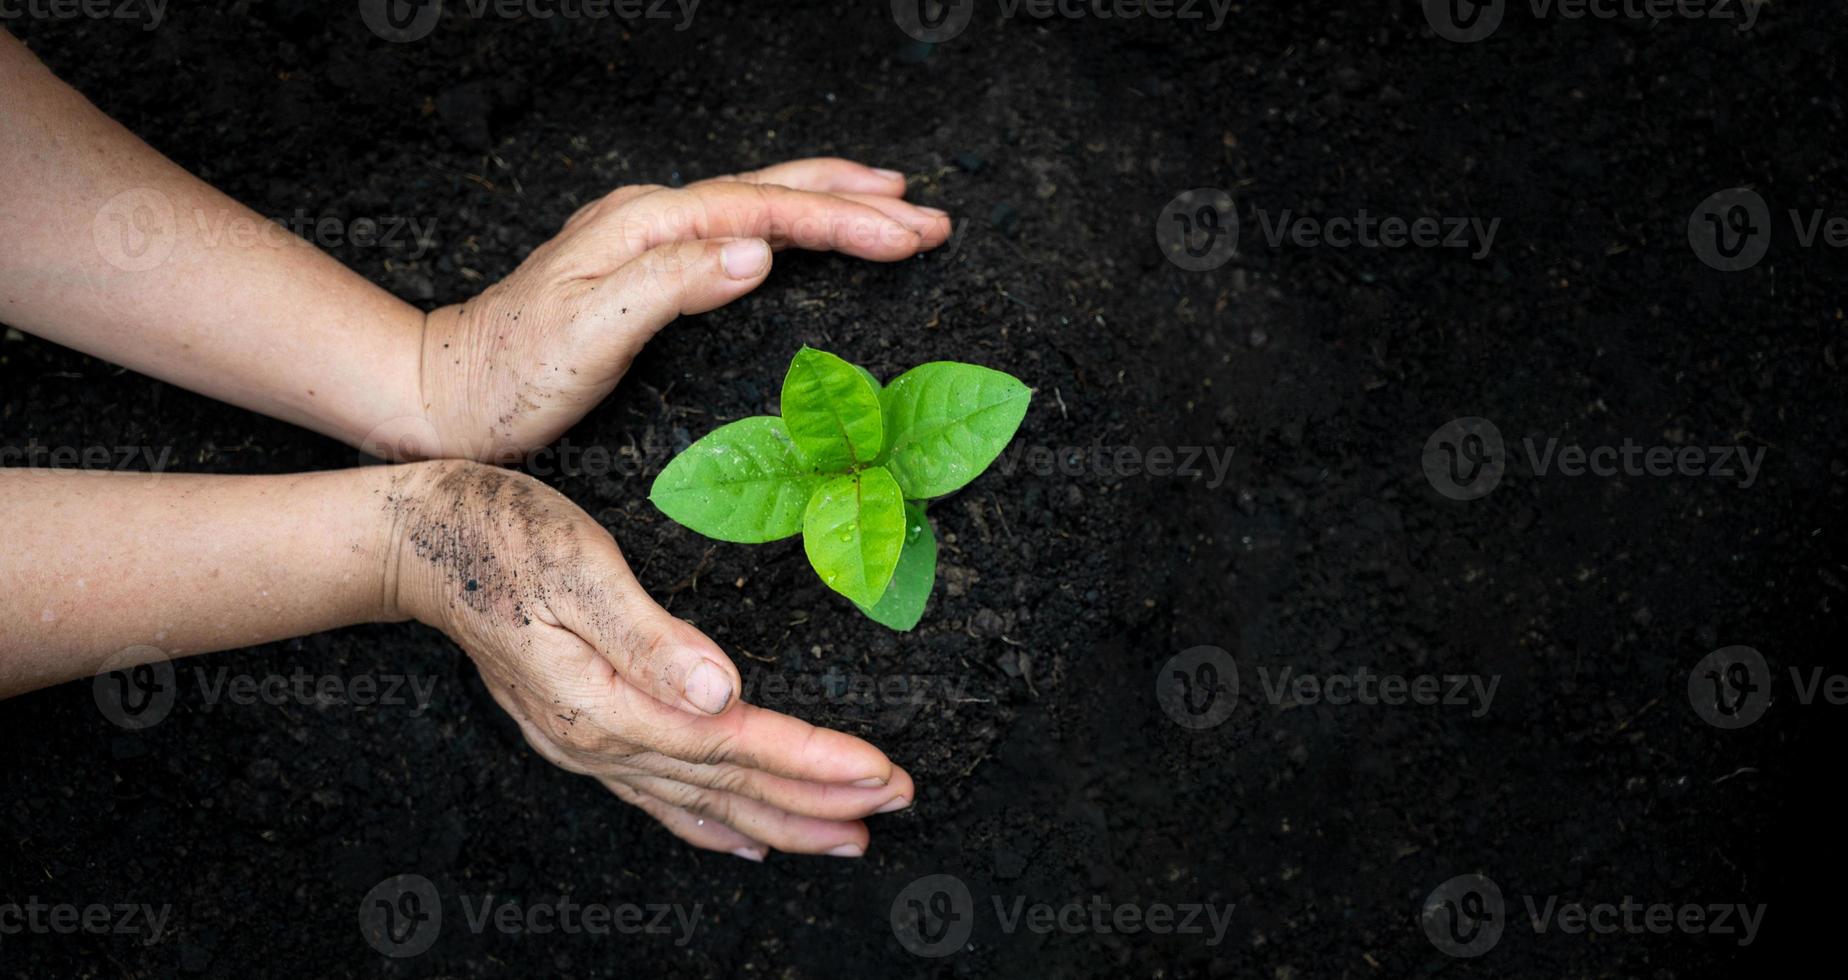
[402,303,502,464]
[369,458,479,627]
[347,303,456,464]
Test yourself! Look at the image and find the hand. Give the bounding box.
[385,460,914,859]
[398,158,952,462]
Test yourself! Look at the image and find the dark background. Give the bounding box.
[2,0,1840,975]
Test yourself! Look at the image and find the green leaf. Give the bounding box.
[649,416,825,543]
[802,467,906,607]
[855,501,937,631]
[880,362,1032,498]
[781,347,884,470]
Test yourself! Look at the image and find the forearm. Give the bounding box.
[0,30,425,449]
[0,465,421,698]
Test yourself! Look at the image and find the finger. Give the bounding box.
[625,775,870,857]
[704,158,910,197]
[834,193,952,250]
[624,692,897,787]
[603,777,768,862]
[542,533,745,719]
[596,182,927,263]
[569,236,773,368]
[627,751,915,821]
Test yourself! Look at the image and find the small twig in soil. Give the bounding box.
[1610,696,1660,734]
[1711,767,1759,786]
[662,547,718,597]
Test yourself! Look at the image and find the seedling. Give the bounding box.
[650,347,1031,630]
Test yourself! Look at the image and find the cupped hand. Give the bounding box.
[400,158,952,462]
[385,459,914,860]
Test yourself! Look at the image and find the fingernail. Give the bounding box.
[918,206,949,218]
[721,238,770,279]
[872,167,905,181]
[731,847,766,863]
[683,659,734,714]
[876,796,910,814]
[827,843,864,858]
[852,776,888,788]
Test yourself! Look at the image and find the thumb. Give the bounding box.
[542,531,743,717]
[572,236,773,371]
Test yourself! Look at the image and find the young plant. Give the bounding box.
[649,347,1030,630]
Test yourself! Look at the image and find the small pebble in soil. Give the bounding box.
[990,202,1021,237]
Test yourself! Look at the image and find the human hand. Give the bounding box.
[384,460,914,859]
[391,158,952,462]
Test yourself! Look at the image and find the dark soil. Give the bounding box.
[2,1,1840,976]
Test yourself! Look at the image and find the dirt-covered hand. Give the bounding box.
[384,460,914,859]
[400,158,952,462]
